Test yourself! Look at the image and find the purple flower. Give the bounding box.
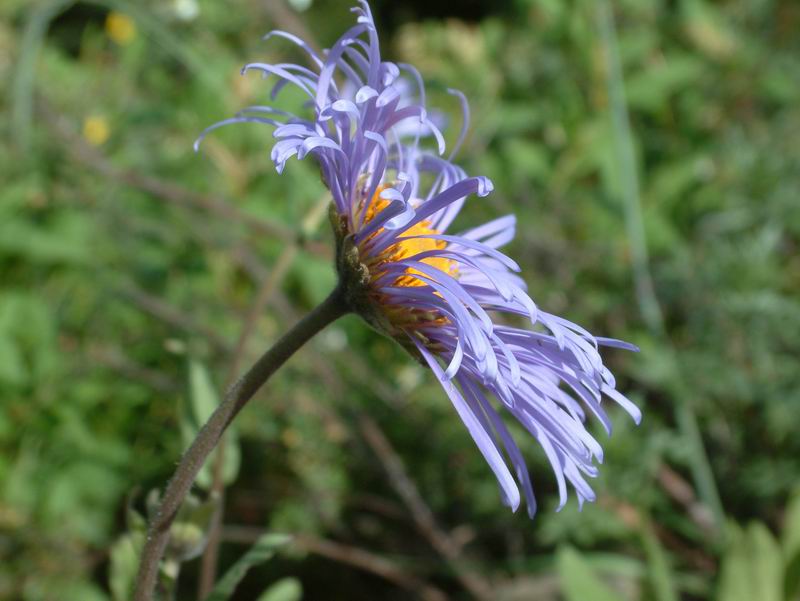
[198,1,641,518]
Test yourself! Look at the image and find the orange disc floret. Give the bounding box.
[360,185,457,288]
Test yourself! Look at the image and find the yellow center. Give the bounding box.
[361,186,456,288]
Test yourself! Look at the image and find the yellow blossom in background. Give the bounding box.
[105,11,136,45]
[83,116,110,146]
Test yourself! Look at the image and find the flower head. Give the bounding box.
[198,1,641,517]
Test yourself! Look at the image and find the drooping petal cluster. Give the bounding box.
[198,1,641,518]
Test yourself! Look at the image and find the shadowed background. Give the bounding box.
[1,0,799,600]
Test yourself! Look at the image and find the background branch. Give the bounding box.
[357,414,494,601]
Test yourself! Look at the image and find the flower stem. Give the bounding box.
[133,286,349,601]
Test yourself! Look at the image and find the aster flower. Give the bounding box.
[197,1,641,518]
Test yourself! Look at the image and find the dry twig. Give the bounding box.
[222,526,449,601]
[357,414,494,601]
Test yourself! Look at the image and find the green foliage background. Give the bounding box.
[1,0,799,599]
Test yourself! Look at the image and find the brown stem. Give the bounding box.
[133,286,349,601]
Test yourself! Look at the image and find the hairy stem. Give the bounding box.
[133,286,349,601]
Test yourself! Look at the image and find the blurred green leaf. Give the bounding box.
[783,492,800,600]
[189,359,220,425]
[11,0,75,153]
[718,523,783,601]
[681,0,738,59]
[204,534,291,601]
[256,577,303,601]
[0,336,26,386]
[186,360,241,488]
[625,55,704,113]
[640,516,679,601]
[294,255,337,305]
[784,491,800,560]
[0,213,94,265]
[557,546,626,601]
[109,532,143,601]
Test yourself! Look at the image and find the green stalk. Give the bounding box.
[594,0,724,531]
